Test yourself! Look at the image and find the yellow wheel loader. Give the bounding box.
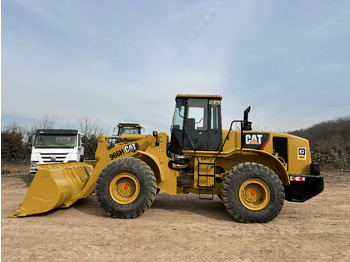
[11,94,324,223]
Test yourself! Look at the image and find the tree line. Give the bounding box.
[290,115,350,170]
[3,115,350,170]
[1,116,104,164]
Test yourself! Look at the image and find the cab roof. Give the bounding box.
[117,123,141,128]
[176,94,222,100]
[36,129,78,135]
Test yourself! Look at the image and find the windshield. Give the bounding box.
[119,127,140,135]
[34,134,77,148]
[171,101,185,131]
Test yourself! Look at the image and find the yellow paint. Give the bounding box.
[109,173,140,204]
[239,179,270,210]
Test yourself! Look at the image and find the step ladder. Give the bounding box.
[196,159,216,200]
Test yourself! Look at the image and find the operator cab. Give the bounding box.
[169,94,222,154]
[116,123,143,135]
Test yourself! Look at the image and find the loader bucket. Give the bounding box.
[10,162,93,217]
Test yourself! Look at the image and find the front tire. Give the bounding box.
[96,157,157,218]
[222,162,284,223]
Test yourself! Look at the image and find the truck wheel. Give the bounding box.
[96,157,157,218]
[221,162,284,223]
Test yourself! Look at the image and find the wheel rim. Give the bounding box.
[109,173,140,204]
[239,179,270,210]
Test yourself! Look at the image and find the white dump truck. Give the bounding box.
[28,129,84,174]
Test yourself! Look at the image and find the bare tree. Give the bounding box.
[2,121,27,134]
[78,117,104,160]
[32,115,56,130]
[25,115,57,140]
[79,117,104,138]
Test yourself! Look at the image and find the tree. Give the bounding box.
[79,117,104,160]
[1,122,28,163]
[29,115,56,133]
[79,117,103,138]
[26,115,57,142]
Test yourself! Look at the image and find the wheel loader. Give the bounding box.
[11,94,324,223]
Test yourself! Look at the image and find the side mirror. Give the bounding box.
[153,131,159,146]
[28,135,33,149]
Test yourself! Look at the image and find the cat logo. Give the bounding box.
[245,134,263,145]
[124,142,140,153]
[298,147,306,160]
[243,133,270,150]
[109,142,141,160]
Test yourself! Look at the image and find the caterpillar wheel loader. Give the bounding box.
[11,94,324,223]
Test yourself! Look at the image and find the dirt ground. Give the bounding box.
[1,166,350,262]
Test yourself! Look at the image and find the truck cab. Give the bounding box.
[29,129,84,174]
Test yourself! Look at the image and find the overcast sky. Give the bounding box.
[2,0,350,134]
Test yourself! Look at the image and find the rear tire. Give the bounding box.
[96,157,157,218]
[222,162,284,223]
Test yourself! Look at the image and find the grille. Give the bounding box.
[39,153,69,163]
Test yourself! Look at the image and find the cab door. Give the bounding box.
[208,99,222,151]
[183,98,222,151]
